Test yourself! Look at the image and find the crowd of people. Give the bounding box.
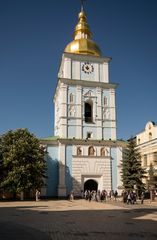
[122,190,145,204]
[84,189,118,202]
[69,189,118,202]
[69,189,145,204]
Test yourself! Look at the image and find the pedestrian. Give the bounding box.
[122,190,127,203]
[70,191,74,201]
[84,190,88,200]
[127,192,132,204]
[141,192,145,204]
[133,191,137,204]
[35,189,40,201]
[81,190,84,199]
[114,190,118,201]
[97,190,101,202]
[88,191,92,202]
[130,191,134,204]
[109,190,111,200]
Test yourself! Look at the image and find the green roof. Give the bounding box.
[40,136,59,141]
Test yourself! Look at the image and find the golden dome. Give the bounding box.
[64,10,101,57]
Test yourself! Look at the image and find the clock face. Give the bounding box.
[82,62,94,74]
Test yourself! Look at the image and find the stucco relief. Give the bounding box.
[103,108,110,120]
[77,147,82,156]
[68,105,75,117]
[84,90,93,97]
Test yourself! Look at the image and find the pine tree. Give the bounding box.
[121,137,146,194]
[0,129,47,198]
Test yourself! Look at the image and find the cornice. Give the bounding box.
[58,78,118,89]
[53,78,118,101]
[136,138,157,149]
[63,52,112,63]
[41,138,127,148]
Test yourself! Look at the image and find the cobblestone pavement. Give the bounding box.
[0,199,157,240]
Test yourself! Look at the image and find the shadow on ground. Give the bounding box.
[0,200,157,240]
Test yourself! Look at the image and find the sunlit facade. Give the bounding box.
[136,121,157,185]
[41,7,125,198]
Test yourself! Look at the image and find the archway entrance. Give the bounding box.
[84,179,98,192]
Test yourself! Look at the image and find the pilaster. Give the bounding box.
[63,57,71,79]
[110,88,116,139]
[59,83,68,138]
[76,85,82,138]
[103,62,109,83]
[96,87,102,139]
[58,143,67,197]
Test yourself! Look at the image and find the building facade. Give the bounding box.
[41,7,125,197]
[136,121,157,185]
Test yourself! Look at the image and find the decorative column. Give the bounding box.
[110,88,116,139]
[96,87,102,139]
[76,85,82,138]
[59,83,68,138]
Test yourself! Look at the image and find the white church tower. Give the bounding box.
[42,5,125,198]
[54,10,117,141]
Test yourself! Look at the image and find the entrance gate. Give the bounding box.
[84,179,98,192]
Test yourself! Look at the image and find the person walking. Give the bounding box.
[69,191,74,201]
[114,190,118,201]
[35,189,40,201]
[141,192,145,204]
[127,192,132,204]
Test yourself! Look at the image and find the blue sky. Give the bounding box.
[1,0,157,140]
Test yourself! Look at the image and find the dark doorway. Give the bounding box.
[84,179,98,192]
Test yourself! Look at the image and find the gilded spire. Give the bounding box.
[64,6,101,56]
[81,0,84,11]
[74,10,92,40]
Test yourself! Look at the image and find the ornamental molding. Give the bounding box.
[58,78,118,89]
[63,52,112,63]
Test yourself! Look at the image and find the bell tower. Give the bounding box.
[42,3,125,198]
[54,8,117,142]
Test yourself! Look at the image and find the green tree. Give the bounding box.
[121,137,146,194]
[0,129,46,198]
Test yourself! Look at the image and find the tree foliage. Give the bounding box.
[121,137,146,193]
[0,129,46,195]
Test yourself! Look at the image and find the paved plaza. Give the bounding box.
[0,199,157,240]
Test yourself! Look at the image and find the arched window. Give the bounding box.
[88,146,95,156]
[77,147,82,156]
[85,101,93,123]
[69,93,74,103]
[100,148,106,156]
